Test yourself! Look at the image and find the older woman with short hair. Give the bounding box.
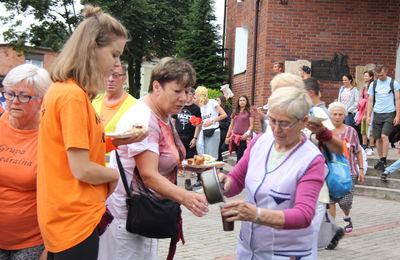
[220,87,325,259]
[99,57,209,260]
[0,64,52,260]
[328,102,364,233]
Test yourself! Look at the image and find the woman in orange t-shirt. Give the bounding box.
[37,5,145,260]
[0,64,52,259]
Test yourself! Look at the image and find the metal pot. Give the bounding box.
[200,167,224,204]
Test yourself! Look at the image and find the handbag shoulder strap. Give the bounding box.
[115,150,132,198]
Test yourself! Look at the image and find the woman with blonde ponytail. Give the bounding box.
[194,86,227,157]
[37,5,139,259]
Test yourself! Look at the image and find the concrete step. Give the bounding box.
[365,167,400,179]
[354,184,400,200]
[360,175,400,189]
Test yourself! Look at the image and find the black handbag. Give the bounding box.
[115,150,180,239]
[203,127,218,137]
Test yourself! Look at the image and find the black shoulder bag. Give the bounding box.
[115,150,180,239]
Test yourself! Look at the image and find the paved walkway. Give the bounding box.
[157,161,400,259]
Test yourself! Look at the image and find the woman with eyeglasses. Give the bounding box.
[98,57,208,260]
[219,87,325,259]
[0,64,52,260]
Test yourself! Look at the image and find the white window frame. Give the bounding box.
[233,24,248,75]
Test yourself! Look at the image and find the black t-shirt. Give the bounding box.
[172,103,201,136]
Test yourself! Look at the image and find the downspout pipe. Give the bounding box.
[222,0,227,71]
[251,0,261,105]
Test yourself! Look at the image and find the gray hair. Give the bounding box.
[268,87,312,120]
[270,73,305,92]
[328,101,348,116]
[2,64,52,97]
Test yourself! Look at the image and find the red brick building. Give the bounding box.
[224,0,400,108]
[0,44,58,83]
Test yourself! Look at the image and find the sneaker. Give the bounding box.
[361,144,368,150]
[344,218,353,233]
[192,181,202,187]
[365,147,374,156]
[381,172,389,182]
[326,228,345,250]
[374,161,386,171]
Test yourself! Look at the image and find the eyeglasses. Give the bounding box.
[2,91,39,103]
[110,73,125,79]
[267,116,299,130]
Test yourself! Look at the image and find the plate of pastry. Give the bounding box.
[105,124,147,139]
[182,154,226,169]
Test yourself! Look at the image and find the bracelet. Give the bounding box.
[316,127,332,142]
[359,167,364,170]
[194,137,198,140]
[256,207,261,224]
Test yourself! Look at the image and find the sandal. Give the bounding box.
[344,218,353,233]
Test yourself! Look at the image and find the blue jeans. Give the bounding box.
[344,113,354,126]
[204,129,220,159]
[385,158,400,174]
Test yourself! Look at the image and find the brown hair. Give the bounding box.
[148,57,196,93]
[50,5,128,99]
[375,64,387,73]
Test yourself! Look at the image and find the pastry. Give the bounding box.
[194,155,205,165]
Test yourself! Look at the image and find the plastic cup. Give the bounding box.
[220,206,234,231]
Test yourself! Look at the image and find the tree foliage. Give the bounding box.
[176,0,227,89]
[0,0,81,52]
[83,0,192,97]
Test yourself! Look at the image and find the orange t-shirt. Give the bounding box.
[100,93,128,126]
[0,112,43,250]
[37,79,107,252]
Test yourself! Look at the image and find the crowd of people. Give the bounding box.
[1,4,400,260]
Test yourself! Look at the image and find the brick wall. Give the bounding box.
[0,45,58,77]
[225,0,400,115]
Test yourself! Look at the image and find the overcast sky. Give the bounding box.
[0,1,225,44]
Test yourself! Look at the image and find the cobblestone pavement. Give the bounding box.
[157,173,400,260]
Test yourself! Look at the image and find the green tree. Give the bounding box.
[176,0,227,89]
[0,0,81,52]
[84,0,192,97]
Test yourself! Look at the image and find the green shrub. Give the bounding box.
[206,87,232,110]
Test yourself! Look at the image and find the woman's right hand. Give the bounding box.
[218,172,231,192]
[225,137,230,145]
[183,192,208,217]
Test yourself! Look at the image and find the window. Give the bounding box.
[25,53,44,68]
[233,25,248,75]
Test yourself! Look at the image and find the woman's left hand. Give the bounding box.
[183,192,209,217]
[189,138,197,148]
[203,120,213,128]
[358,170,365,184]
[111,130,149,147]
[240,134,248,140]
[221,200,257,223]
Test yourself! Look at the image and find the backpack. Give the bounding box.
[323,143,352,199]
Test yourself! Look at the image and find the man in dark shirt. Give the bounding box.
[172,88,201,189]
